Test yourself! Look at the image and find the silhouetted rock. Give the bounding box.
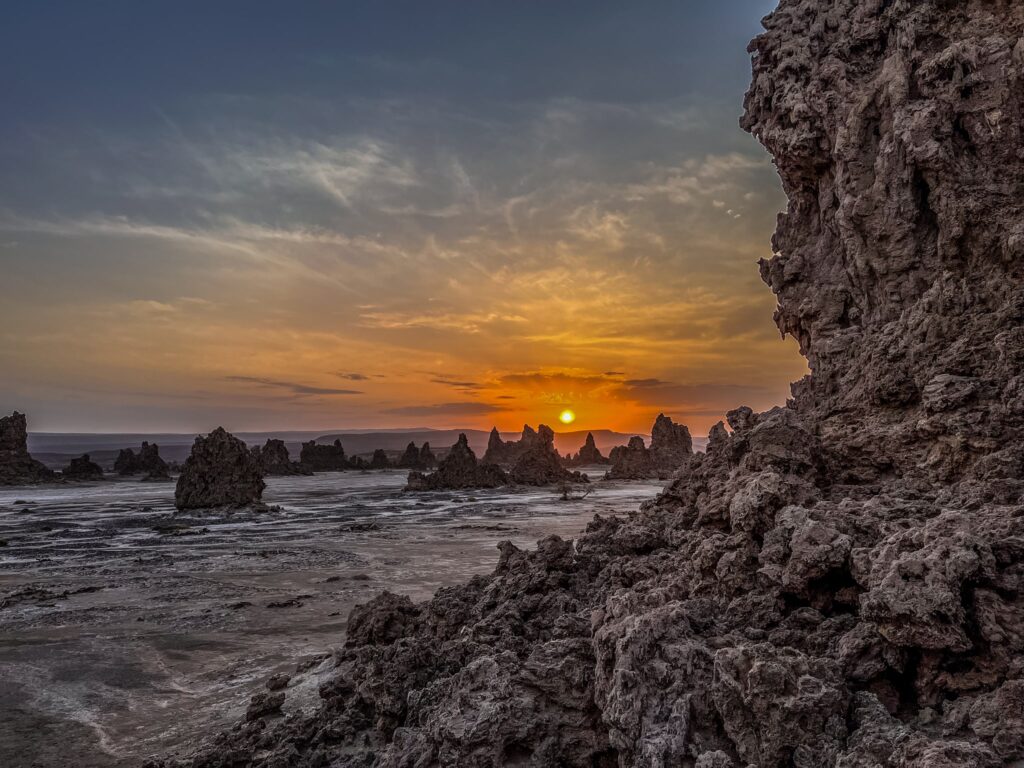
[482,424,541,466]
[369,449,391,470]
[156,3,1024,766]
[299,439,347,472]
[0,412,54,485]
[510,424,583,485]
[114,441,170,480]
[649,412,692,470]
[564,432,608,466]
[174,428,265,510]
[419,442,436,469]
[397,442,424,470]
[605,414,693,479]
[61,454,104,481]
[605,435,652,480]
[406,434,508,491]
[251,439,310,476]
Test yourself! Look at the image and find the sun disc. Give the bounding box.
[559,409,576,425]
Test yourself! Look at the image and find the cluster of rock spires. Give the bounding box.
[563,432,609,466]
[252,439,312,477]
[154,2,1024,766]
[407,425,586,491]
[0,412,53,485]
[115,441,171,481]
[60,454,104,481]
[397,441,436,470]
[605,413,694,480]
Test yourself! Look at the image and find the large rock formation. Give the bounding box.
[251,439,311,476]
[406,434,508,491]
[157,3,1024,766]
[605,414,693,480]
[565,432,609,466]
[0,412,54,485]
[482,424,542,466]
[61,454,104,481]
[510,424,584,486]
[369,449,392,470]
[397,442,428,470]
[174,428,265,510]
[419,442,437,469]
[114,441,171,481]
[299,439,348,472]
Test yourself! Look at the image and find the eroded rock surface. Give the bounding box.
[568,431,609,466]
[510,424,584,486]
[606,414,693,480]
[406,434,508,491]
[299,439,348,472]
[114,441,170,480]
[174,428,266,510]
[61,454,104,481]
[251,439,311,476]
[156,2,1024,766]
[0,411,53,485]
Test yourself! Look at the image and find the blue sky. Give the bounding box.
[0,1,803,434]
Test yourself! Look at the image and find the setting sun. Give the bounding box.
[559,409,577,425]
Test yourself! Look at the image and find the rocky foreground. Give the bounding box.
[154,2,1024,766]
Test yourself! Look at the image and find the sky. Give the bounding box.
[0,0,804,436]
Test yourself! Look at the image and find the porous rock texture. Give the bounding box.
[565,432,609,466]
[406,434,508,491]
[114,441,170,480]
[252,439,312,477]
[0,411,54,485]
[174,428,266,510]
[156,2,1024,766]
[606,415,694,480]
[483,424,544,466]
[300,439,349,472]
[61,454,104,481]
[510,424,584,486]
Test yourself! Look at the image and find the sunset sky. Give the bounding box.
[0,0,805,436]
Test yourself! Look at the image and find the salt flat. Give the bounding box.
[0,469,660,767]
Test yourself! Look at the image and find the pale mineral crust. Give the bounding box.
[174,428,266,510]
[154,1,1024,766]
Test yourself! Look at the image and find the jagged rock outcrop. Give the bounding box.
[157,2,1024,766]
[565,432,609,466]
[606,415,693,479]
[482,424,542,466]
[406,434,508,491]
[251,439,311,476]
[650,413,692,469]
[397,442,426,470]
[114,441,171,481]
[509,424,585,486]
[61,454,104,481]
[174,428,265,510]
[299,439,348,472]
[419,442,436,469]
[0,412,54,485]
[369,449,391,470]
[605,435,652,480]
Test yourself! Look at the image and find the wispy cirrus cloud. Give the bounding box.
[225,376,362,397]
[383,402,507,417]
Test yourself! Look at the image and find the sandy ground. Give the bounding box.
[0,470,661,767]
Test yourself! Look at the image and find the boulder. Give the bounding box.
[61,454,104,481]
[174,428,265,510]
[0,412,54,485]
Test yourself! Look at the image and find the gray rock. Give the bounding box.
[174,428,265,510]
[0,412,54,485]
